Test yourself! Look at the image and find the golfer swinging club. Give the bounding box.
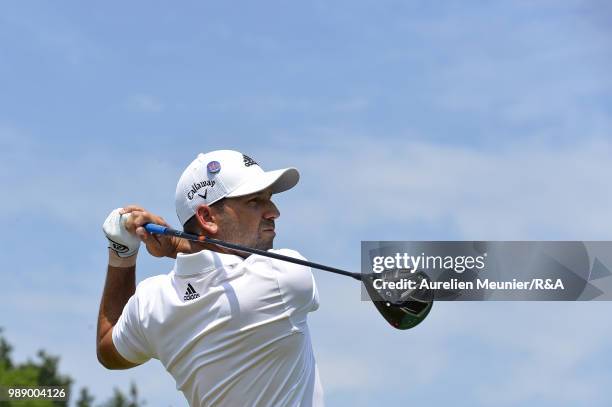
[97,150,324,406]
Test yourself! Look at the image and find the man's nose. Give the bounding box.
[263,200,280,220]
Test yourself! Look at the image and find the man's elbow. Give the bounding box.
[97,349,111,369]
[96,339,140,370]
[97,346,119,370]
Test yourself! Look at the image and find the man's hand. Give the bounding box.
[103,208,141,259]
[121,205,188,259]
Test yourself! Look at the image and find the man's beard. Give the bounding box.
[254,234,274,251]
[218,220,275,251]
[255,220,275,250]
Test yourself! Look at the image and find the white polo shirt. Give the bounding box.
[112,249,324,407]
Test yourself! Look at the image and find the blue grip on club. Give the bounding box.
[144,223,168,235]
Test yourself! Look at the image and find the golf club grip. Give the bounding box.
[144,223,363,281]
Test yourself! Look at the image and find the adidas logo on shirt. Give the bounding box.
[183,283,200,301]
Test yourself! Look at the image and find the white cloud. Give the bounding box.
[126,94,165,113]
[311,299,612,405]
[252,136,612,242]
[1,5,103,65]
[207,95,371,116]
[473,302,612,405]
[332,97,370,112]
[0,131,178,232]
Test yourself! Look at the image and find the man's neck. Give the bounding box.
[186,240,249,259]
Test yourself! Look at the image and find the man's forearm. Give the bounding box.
[174,238,194,256]
[97,250,137,347]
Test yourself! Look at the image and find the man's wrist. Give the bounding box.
[108,249,137,268]
[176,239,192,255]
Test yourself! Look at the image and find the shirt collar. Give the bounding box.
[174,250,244,276]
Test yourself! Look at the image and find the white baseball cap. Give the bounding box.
[175,150,299,225]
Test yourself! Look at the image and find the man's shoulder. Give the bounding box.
[265,249,319,314]
[135,273,171,295]
[255,249,315,280]
[268,248,307,261]
[246,248,311,278]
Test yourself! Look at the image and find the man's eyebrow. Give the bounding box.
[246,192,266,199]
[255,190,273,198]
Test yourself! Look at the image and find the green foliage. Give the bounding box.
[75,388,95,407]
[0,330,13,370]
[0,329,145,407]
[99,382,144,407]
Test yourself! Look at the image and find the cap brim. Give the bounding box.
[226,167,299,198]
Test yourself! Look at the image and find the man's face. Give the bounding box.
[212,187,280,250]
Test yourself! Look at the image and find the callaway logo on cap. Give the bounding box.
[175,150,300,225]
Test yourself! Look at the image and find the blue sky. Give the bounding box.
[1,1,612,406]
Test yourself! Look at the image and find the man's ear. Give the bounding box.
[195,205,219,236]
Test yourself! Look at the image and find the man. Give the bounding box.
[97,150,324,407]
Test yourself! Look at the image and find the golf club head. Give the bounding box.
[362,269,434,330]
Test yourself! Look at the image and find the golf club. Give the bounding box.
[144,223,433,329]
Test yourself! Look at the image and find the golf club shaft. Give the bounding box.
[144,223,363,281]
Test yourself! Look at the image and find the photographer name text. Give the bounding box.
[373,278,565,291]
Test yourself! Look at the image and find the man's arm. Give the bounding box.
[97,206,178,369]
[96,251,140,369]
[96,205,194,369]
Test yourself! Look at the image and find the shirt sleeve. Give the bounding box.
[272,249,320,316]
[111,291,153,364]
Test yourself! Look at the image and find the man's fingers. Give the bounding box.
[136,226,173,258]
[135,226,147,239]
[123,211,146,233]
[120,205,146,215]
[137,227,160,249]
[122,207,170,229]
[137,227,160,246]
